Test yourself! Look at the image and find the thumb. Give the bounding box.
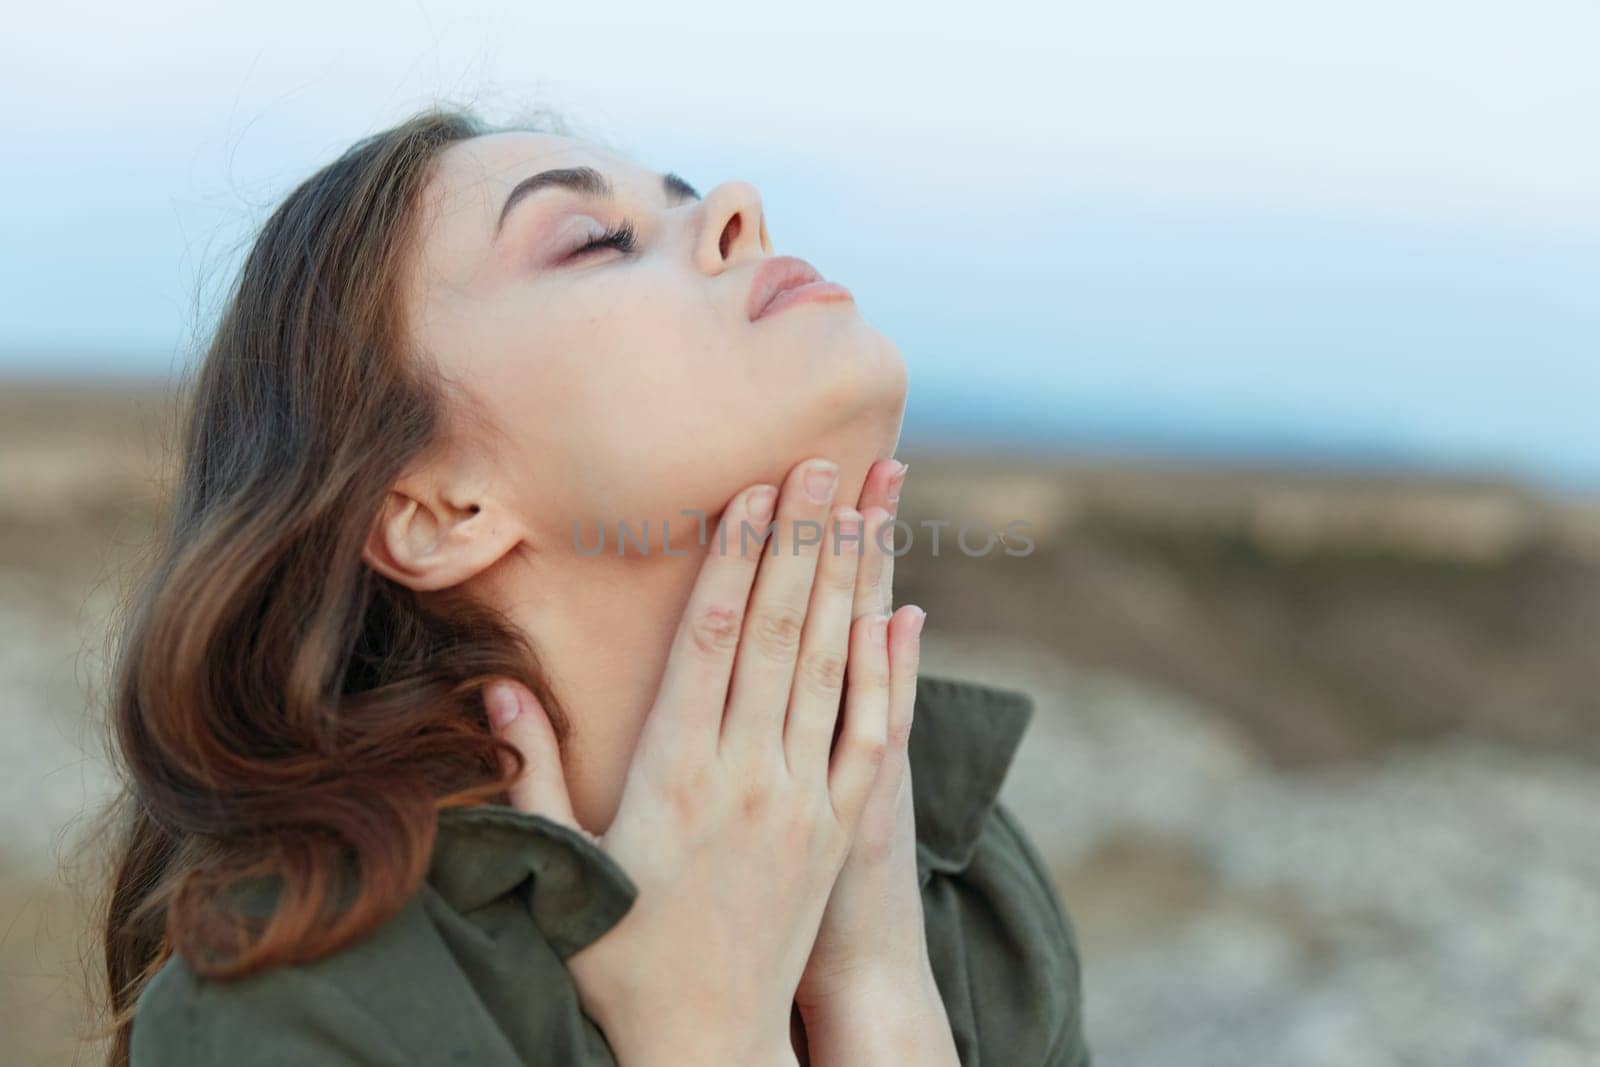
[485,679,587,838]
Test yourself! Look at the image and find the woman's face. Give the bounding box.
[403,131,908,551]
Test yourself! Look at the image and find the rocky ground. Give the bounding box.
[2,380,1596,1066]
[932,636,1600,1067]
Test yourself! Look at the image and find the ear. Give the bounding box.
[361,472,523,592]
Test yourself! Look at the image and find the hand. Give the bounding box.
[482,457,893,1067]
[794,459,959,1064]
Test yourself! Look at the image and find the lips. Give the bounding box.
[746,255,827,321]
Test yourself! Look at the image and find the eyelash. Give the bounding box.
[571,218,638,258]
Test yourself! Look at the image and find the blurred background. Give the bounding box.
[2,2,1596,1064]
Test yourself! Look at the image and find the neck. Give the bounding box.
[484,515,723,836]
[465,432,893,834]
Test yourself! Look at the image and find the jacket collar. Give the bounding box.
[428,673,1035,953]
[907,673,1035,885]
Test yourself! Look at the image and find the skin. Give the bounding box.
[361,131,955,1063]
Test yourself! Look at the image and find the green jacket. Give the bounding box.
[131,674,1091,1065]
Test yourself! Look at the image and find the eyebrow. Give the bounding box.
[493,166,702,242]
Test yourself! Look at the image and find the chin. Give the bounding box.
[806,349,905,443]
[763,325,908,468]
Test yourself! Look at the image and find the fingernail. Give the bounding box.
[804,461,839,504]
[887,461,908,504]
[834,509,863,545]
[909,606,927,639]
[748,485,777,524]
[486,682,521,728]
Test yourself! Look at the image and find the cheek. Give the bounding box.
[507,304,735,521]
[486,275,841,525]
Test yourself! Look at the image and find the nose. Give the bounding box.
[694,180,771,274]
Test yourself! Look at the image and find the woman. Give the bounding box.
[100,105,1089,1065]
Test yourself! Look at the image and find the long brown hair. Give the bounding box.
[98,102,573,1065]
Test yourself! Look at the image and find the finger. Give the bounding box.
[783,506,864,781]
[880,463,905,613]
[851,458,906,517]
[852,506,894,623]
[885,604,925,754]
[851,460,906,617]
[486,679,581,832]
[838,604,924,859]
[646,483,777,761]
[827,610,892,826]
[721,458,839,760]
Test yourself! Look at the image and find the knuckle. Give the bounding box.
[687,602,743,658]
[858,821,895,864]
[851,619,892,681]
[853,611,882,639]
[737,779,772,822]
[858,566,882,601]
[851,729,889,768]
[886,711,914,748]
[662,761,714,824]
[799,648,847,697]
[750,604,806,659]
[779,806,820,853]
[822,556,859,593]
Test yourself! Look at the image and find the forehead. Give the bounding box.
[432,130,635,210]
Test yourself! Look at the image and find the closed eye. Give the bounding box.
[570,218,638,259]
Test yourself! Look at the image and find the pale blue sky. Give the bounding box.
[2,1,1596,489]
